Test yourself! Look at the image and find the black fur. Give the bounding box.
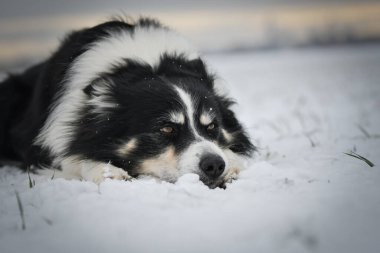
[0,18,255,184]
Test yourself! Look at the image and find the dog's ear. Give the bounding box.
[184,58,210,79]
[83,77,117,113]
[217,95,256,156]
[83,77,113,97]
[157,55,214,87]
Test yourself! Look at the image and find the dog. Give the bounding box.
[0,18,254,188]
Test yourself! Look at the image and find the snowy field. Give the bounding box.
[1,44,380,253]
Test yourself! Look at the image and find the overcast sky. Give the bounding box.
[1,0,380,68]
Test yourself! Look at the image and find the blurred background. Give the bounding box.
[1,0,380,70]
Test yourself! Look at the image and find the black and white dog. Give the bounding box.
[0,18,254,188]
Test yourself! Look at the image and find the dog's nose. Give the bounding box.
[199,154,225,179]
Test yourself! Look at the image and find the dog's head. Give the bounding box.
[69,54,254,188]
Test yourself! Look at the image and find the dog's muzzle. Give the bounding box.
[199,153,226,188]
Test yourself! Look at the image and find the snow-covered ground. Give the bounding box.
[1,44,380,253]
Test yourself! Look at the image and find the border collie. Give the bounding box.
[0,18,254,188]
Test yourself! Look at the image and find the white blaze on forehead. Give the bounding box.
[168,111,185,124]
[35,25,199,156]
[174,87,201,138]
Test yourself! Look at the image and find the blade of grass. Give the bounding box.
[357,124,371,138]
[351,152,375,167]
[27,166,35,188]
[344,151,374,167]
[15,191,26,230]
[51,168,55,180]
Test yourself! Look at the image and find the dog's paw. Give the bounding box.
[223,167,241,184]
[102,164,132,181]
[79,161,132,184]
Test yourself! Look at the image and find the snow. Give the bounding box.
[1,44,380,253]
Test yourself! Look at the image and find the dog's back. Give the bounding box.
[0,63,44,164]
[0,20,136,167]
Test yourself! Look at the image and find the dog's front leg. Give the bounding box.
[58,156,131,184]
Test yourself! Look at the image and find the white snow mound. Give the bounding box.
[1,45,380,253]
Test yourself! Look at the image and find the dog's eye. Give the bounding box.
[160,126,174,134]
[207,123,215,131]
